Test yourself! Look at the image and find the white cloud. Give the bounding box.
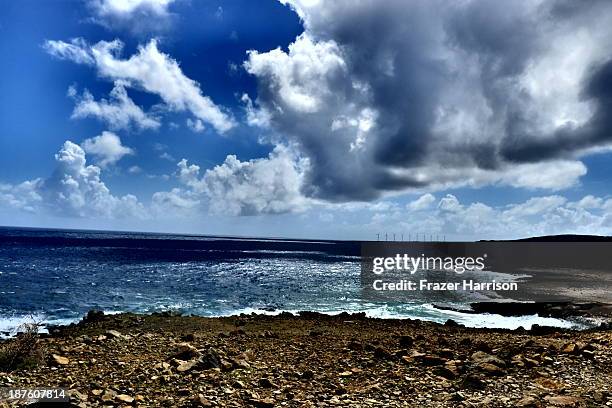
[568,195,604,210]
[367,193,612,240]
[407,193,435,211]
[186,118,205,133]
[70,81,160,131]
[0,141,146,219]
[43,38,94,65]
[81,131,134,168]
[503,196,567,218]
[158,146,310,216]
[0,180,43,213]
[243,0,612,202]
[151,188,201,216]
[245,34,347,114]
[498,160,587,191]
[240,94,271,128]
[159,152,175,162]
[88,0,176,32]
[91,0,174,17]
[202,146,309,216]
[45,38,235,133]
[438,194,463,213]
[128,165,143,174]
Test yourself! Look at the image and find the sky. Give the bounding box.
[1,0,612,241]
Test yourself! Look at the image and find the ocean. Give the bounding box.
[0,227,583,336]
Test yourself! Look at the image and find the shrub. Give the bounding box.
[0,320,45,372]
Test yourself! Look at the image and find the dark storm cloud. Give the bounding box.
[502,58,612,162]
[245,0,612,201]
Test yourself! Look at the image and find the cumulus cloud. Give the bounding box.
[155,146,310,216]
[88,0,176,33]
[0,180,43,213]
[407,193,435,211]
[151,188,201,216]
[69,81,160,131]
[45,38,235,133]
[243,0,612,202]
[368,193,612,240]
[0,141,146,219]
[81,131,134,167]
[204,148,309,216]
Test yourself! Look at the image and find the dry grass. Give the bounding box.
[0,319,45,372]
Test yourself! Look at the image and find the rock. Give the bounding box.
[398,335,414,347]
[432,366,457,380]
[247,397,275,408]
[220,359,233,371]
[401,355,414,364]
[450,392,466,402]
[420,354,446,366]
[300,370,314,380]
[473,341,492,353]
[82,309,105,323]
[177,359,198,372]
[70,390,88,401]
[198,348,222,369]
[338,371,353,377]
[516,396,539,407]
[195,394,214,407]
[470,351,506,367]
[100,390,117,402]
[52,354,70,365]
[530,324,558,335]
[581,349,595,359]
[172,342,201,360]
[592,391,607,403]
[154,361,172,370]
[561,343,576,353]
[536,377,561,390]
[261,330,278,338]
[373,346,392,359]
[258,377,275,388]
[524,357,540,367]
[181,332,196,341]
[116,394,134,404]
[444,319,460,327]
[347,340,363,351]
[544,395,582,406]
[461,374,486,389]
[105,329,125,339]
[230,358,251,370]
[476,362,506,375]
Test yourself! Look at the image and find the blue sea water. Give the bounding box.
[0,227,582,335]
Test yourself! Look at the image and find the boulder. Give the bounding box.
[172,342,201,360]
[470,351,506,367]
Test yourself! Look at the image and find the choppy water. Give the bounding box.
[0,227,584,335]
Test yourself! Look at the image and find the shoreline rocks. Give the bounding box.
[0,312,610,407]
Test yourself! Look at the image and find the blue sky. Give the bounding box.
[1,0,612,240]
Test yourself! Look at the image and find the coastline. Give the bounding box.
[1,311,610,407]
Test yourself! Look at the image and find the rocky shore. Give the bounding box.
[1,311,611,407]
